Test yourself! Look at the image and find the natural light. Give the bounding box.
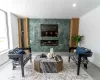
[0,10,8,52]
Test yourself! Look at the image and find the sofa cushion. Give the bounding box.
[76,47,91,54]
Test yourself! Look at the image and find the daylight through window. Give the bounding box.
[0,10,9,52]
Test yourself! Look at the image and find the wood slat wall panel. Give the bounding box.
[18,19,22,48]
[70,19,73,47]
[24,18,29,47]
[70,18,79,47]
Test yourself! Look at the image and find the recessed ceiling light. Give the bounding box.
[23,5,27,7]
[72,3,76,7]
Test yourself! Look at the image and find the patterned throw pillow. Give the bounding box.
[9,50,15,54]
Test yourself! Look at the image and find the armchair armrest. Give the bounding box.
[8,54,23,59]
[69,47,93,57]
[69,47,77,53]
[19,48,31,53]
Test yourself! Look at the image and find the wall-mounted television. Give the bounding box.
[41,24,58,37]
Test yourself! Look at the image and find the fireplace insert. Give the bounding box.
[41,40,58,46]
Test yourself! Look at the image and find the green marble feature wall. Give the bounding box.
[29,19,70,52]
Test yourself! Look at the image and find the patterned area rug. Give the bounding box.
[8,56,93,80]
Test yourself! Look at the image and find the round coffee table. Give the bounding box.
[34,55,63,73]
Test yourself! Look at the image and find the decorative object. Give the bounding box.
[8,56,93,80]
[47,53,52,59]
[40,54,47,58]
[50,48,56,57]
[72,35,84,46]
[46,48,56,59]
[50,48,54,53]
[52,53,56,57]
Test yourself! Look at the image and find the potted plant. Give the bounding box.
[72,35,84,47]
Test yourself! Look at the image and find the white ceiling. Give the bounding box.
[0,0,100,18]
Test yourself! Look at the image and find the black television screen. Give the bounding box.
[41,24,58,37]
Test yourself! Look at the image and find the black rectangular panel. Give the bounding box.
[41,40,58,46]
[41,24,58,37]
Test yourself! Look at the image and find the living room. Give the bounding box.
[0,0,100,80]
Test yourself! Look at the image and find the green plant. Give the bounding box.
[72,35,84,45]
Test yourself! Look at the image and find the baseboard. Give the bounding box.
[89,57,100,68]
[0,60,10,67]
[0,52,9,66]
[93,61,100,68]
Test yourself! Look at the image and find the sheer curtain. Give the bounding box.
[0,10,8,52]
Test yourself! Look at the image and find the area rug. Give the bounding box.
[8,56,93,80]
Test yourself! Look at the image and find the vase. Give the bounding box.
[47,53,52,59]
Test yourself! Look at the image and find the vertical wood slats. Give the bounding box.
[24,18,29,47]
[18,19,22,48]
[70,19,73,47]
[70,18,79,47]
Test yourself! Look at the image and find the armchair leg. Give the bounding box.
[13,65,16,70]
[30,58,32,63]
[30,54,32,63]
[21,64,24,77]
[68,57,70,62]
[12,61,16,70]
[84,57,88,69]
[77,56,81,75]
[84,64,87,69]
[20,56,24,77]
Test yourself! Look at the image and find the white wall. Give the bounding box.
[79,6,100,68]
[0,51,9,66]
[8,13,19,49]
[10,13,19,48]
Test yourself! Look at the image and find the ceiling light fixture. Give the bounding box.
[23,5,27,8]
[72,3,76,7]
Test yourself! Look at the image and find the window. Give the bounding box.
[0,10,9,52]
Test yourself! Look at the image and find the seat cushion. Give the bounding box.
[16,50,25,54]
[76,47,91,54]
